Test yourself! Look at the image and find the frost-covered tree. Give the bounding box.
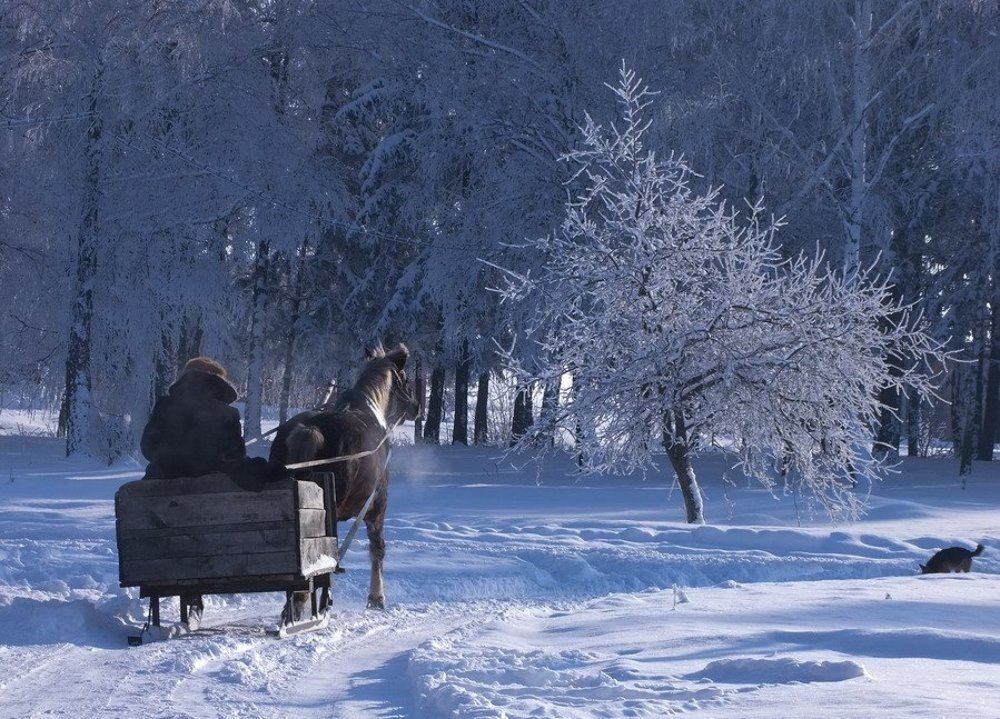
[501,68,947,522]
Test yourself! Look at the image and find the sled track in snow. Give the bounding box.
[0,594,520,719]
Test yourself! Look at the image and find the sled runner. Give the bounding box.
[115,471,340,644]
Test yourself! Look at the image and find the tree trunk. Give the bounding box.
[243,239,270,441]
[279,240,309,425]
[510,391,525,445]
[972,350,985,468]
[422,366,445,444]
[246,11,288,439]
[413,356,425,442]
[474,372,489,445]
[873,369,903,462]
[153,329,174,400]
[510,386,533,445]
[977,303,1000,461]
[950,372,961,457]
[278,321,297,425]
[954,362,978,476]
[540,379,559,447]
[843,0,873,277]
[64,68,103,456]
[571,373,591,467]
[175,315,204,371]
[873,223,913,462]
[452,344,470,445]
[57,389,68,439]
[906,386,921,457]
[663,410,705,524]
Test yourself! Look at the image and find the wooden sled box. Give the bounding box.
[115,473,338,599]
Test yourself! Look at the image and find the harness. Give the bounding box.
[283,412,401,563]
[279,368,414,562]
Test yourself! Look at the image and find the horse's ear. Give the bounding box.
[364,346,377,361]
[386,343,409,371]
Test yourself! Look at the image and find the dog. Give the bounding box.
[919,543,984,574]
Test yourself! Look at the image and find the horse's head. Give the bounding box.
[364,343,421,426]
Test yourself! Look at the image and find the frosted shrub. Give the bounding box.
[499,66,947,523]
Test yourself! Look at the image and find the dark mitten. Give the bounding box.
[265,458,291,483]
[223,457,268,492]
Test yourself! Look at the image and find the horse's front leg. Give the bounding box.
[365,507,387,610]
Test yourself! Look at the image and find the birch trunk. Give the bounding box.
[279,241,309,425]
[977,302,1000,461]
[540,379,559,447]
[64,67,104,457]
[153,329,174,400]
[844,0,873,277]
[953,362,979,477]
[413,356,425,442]
[873,271,905,462]
[175,315,204,371]
[243,239,270,441]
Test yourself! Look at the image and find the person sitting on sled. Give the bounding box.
[140,356,244,624]
[139,356,286,625]
[141,356,285,486]
[141,356,245,480]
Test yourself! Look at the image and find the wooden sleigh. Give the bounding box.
[115,471,340,644]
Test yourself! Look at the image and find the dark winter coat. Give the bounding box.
[141,369,245,480]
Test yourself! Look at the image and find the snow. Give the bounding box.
[1,432,999,717]
[689,657,869,684]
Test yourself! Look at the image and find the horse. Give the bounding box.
[270,343,420,609]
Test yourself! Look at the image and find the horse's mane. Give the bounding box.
[336,343,408,420]
[350,358,394,414]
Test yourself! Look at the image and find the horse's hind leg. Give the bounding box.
[365,511,387,610]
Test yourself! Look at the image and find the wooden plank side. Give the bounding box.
[299,509,327,538]
[117,513,326,540]
[117,474,284,498]
[118,527,296,561]
[121,550,300,584]
[296,480,326,510]
[138,575,307,595]
[300,536,338,576]
[117,516,321,540]
[116,490,296,531]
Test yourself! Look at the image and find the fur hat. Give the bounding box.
[182,356,228,379]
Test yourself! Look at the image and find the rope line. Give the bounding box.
[283,428,394,471]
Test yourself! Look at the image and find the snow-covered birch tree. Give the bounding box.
[501,67,948,522]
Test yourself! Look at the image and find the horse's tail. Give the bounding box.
[285,424,324,464]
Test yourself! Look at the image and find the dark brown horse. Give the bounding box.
[270,343,419,609]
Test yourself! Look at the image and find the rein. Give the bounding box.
[282,423,396,471]
[281,412,403,564]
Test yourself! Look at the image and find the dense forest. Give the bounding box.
[1,1,998,492]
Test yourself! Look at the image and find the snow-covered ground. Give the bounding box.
[1,418,999,718]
